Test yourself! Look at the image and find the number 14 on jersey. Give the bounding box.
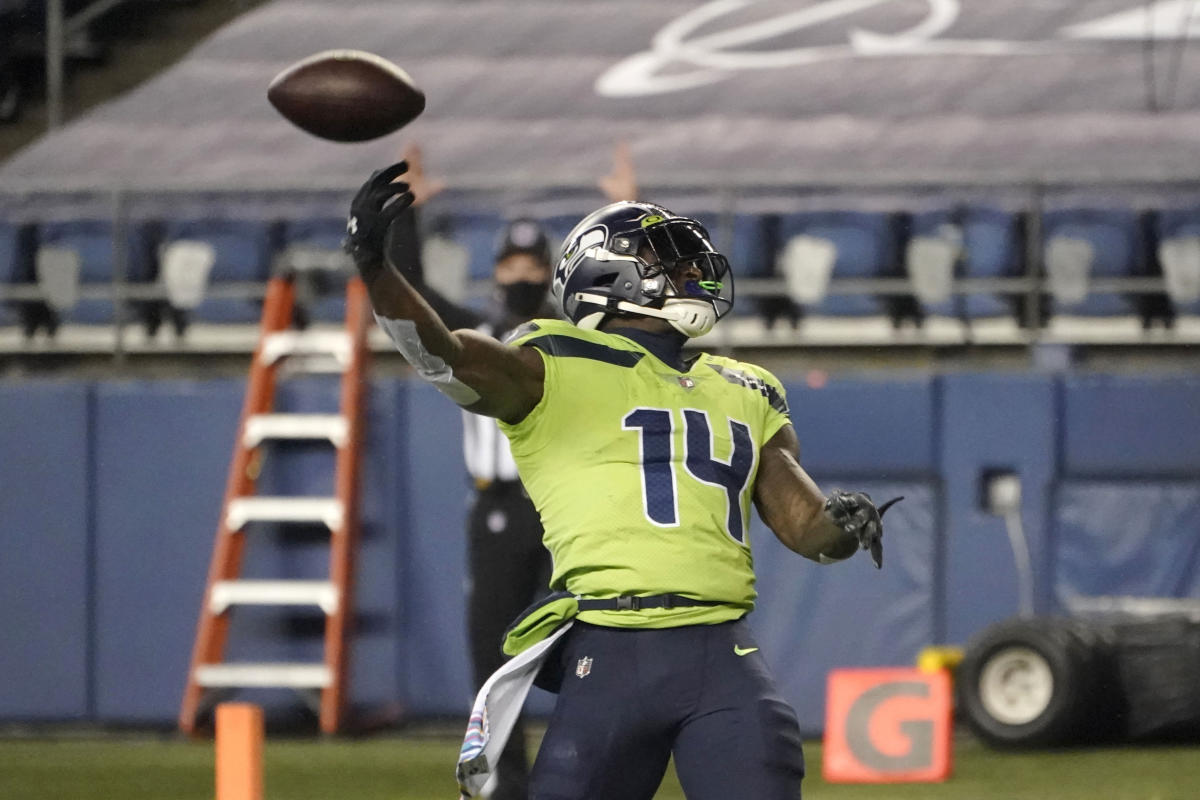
[623,407,754,542]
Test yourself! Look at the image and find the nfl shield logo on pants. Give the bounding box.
[575,656,593,678]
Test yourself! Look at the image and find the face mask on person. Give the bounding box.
[500,279,550,317]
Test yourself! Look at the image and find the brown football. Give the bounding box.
[267,50,426,143]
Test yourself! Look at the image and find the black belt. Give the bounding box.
[473,477,523,491]
[576,594,727,612]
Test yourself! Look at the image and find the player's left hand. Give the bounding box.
[345,161,414,283]
[824,491,904,569]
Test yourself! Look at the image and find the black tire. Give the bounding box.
[957,617,1100,748]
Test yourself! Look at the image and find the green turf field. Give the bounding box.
[1,730,1198,799]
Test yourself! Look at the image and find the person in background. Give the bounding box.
[386,143,638,800]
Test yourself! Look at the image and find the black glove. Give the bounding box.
[344,161,414,284]
[823,491,904,569]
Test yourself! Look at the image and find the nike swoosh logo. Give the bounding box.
[734,645,759,657]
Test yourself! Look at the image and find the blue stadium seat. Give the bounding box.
[774,211,896,316]
[908,208,1024,319]
[437,211,509,282]
[35,218,159,326]
[683,212,774,279]
[1041,208,1143,317]
[1154,207,1200,316]
[0,220,34,328]
[158,217,277,325]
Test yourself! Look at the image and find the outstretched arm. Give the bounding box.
[753,424,898,568]
[347,162,544,424]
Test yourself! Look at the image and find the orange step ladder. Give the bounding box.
[180,275,371,735]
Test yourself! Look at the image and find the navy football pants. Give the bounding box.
[530,620,805,800]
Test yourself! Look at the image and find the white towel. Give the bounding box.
[456,622,574,798]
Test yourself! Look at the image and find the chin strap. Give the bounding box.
[574,292,717,337]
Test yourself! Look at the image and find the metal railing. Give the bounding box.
[2,178,1199,359]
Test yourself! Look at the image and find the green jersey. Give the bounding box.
[499,319,792,628]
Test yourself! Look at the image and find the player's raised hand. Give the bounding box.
[399,142,446,206]
[824,491,903,569]
[345,161,414,282]
[597,140,639,202]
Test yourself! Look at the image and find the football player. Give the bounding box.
[346,162,897,800]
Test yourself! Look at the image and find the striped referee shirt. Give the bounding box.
[461,321,520,484]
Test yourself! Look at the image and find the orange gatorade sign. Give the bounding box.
[823,667,953,783]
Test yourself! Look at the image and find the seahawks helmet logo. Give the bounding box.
[553,225,607,294]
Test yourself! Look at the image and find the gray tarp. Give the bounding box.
[2,0,1200,194]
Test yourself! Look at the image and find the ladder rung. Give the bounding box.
[243,413,349,448]
[210,580,339,615]
[260,330,352,368]
[194,662,332,689]
[226,497,344,532]
[280,355,352,375]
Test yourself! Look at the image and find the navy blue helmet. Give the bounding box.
[551,201,734,337]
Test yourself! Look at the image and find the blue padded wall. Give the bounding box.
[348,380,407,716]
[785,375,936,476]
[7,369,1200,728]
[0,382,91,719]
[91,379,243,722]
[1054,374,1200,608]
[395,381,475,714]
[940,374,1058,643]
[1055,481,1200,602]
[91,378,410,722]
[1062,375,1200,476]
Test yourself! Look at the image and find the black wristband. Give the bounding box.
[351,251,385,285]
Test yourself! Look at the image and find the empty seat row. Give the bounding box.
[1,206,1198,336]
[0,215,351,334]
[755,207,1200,322]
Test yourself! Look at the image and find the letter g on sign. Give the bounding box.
[822,667,953,783]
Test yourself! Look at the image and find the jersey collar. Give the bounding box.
[605,326,694,373]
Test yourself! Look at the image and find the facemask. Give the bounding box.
[500,280,550,317]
